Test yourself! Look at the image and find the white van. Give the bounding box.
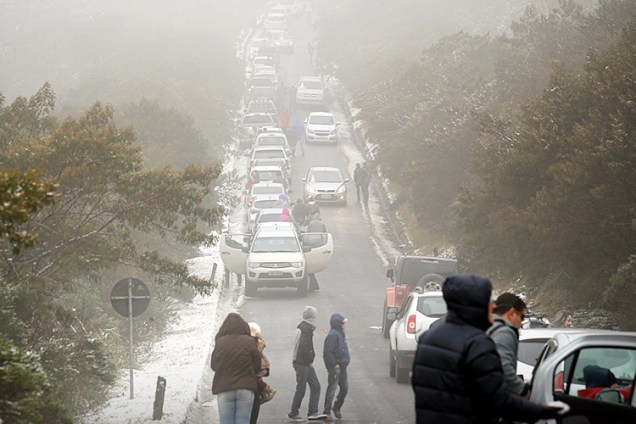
[295,76,325,106]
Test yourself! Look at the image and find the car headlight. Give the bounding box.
[330,128,337,135]
[336,185,346,193]
[306,127,315,134]
[305,185,318,194]
[248,262,261,268]
[290,262,302,268]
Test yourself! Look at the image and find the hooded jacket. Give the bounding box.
[323,313,350,369]
[412,275,544,424]
[293,306,317,367]
[211,313,261,394]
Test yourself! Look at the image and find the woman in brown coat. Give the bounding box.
[211,313,261,424]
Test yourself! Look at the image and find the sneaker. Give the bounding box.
[288,415,305,422]
[308,414,327,421]
[322,416,333,422]
[333,408,342,419]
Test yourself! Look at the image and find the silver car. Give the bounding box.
[302,166,348,206]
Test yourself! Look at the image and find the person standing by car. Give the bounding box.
[292,199,308,230]
[488,293,531,405]
[322,313,350,421]
[549,310,574,328]
[411,275,570,424]
[288,306,327,422]
[211,313,261,424]
[248,322,275,424]
[353,163,368,203]
[304,197,320,225]
[305,213,326,292]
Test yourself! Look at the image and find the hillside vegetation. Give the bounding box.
[316,0,636,324]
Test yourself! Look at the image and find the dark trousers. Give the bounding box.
[309,274,320,290]
[250,388,261,424]
[323,366,348,415]
[290,365,321,417]
[361,183,369,204]
[355,183,362,201]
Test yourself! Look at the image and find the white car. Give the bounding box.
[255,130,291,156]
[245,182,286,208]
[263,12,287,30]
[296,76,325,106]
[245,195,282,227]
[389,289,446,383]
[266,29,294,53]
[219,228,333,296]
[250,146,290,172]
[304,112,339,143]
[252,65,278,85]
[529,330,636,423]
[277,0,303,15]
[302,167,348,206]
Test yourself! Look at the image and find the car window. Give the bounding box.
[253,199,278,209]
[553,347,636,405]
[255,170,283,181]
[398,295,413,319]
[251,186,283,195]
[399,258,458,284]
[244,115,273,125]
[416,297,446,317]
[254,150,285,159]
[299,80,323,90]
[252,236,299,253]
[518,338,549,366]
[257,136,286,146]
[308,115,335,125]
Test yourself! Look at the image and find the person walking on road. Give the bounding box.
[211,313,261,424]
[248,322,275,424]
[411,275,571,424]
[353,163,369,203]
[288,306,327,422]
[305,213,326,291]
[488,293,531,400]
[322,314,350,421]
[307,40,315,65]
[293,119,305,157]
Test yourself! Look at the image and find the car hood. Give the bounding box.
[298,88,323,95]
[248,252,304,262]
[307,124,336,132]
[307,182,344,191]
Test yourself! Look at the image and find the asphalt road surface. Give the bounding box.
[234,9,416,424]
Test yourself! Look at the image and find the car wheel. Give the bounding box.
[245,279,257,296]
[396,361,410,384]
[297,273,308,296]
[382,305,391,339]
[389,345,396,378]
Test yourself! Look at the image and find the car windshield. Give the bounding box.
[256,170,283,181]
[257,136,285,146]
[300,80,322,90]
[309,115,335,125]
[310,170,342,182]
[257,213,286,224]
[254,150,285,159]
[244,115,273,125]
[267,15,285,22]
[254,159,284,167]
[253,199,278,209]
[518,339,549,366]
[252,236,299,253]
[399,258,458,284]
[252,186,283,195]
[417,297,447,317]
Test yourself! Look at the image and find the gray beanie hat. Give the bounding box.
[302,306,317,326]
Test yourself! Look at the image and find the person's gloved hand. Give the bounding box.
[540,400,571,418]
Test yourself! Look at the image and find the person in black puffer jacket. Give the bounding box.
[411,274,570,424]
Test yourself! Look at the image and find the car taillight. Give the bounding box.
[407,315,416,334]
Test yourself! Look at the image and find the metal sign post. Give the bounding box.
[110,278,151,400]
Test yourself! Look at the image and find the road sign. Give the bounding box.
[110,278,150,317]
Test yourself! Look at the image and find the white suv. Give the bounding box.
[389,289,446,383]
[219,228,333,296]
[305,112,339,143]
[295,76,325,106]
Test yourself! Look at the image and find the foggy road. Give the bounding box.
[196,8,415,424]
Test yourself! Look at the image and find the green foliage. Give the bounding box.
[0,334,71,424]
[604,255,636,321]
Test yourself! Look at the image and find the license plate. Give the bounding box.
[269,271,283,276]
[319,194,332,199]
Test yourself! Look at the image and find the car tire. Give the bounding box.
[297,273,308,296]
[389,345,396,378]
[417,273,445,292]
[382,305,391,339]
[245,279,257,297]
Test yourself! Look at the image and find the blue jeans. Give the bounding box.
[323,366,348,414]
[290,364,321,416]
[217,389,255,424]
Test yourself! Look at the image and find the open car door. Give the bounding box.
[299,232,333,273]
[219,234,250,275]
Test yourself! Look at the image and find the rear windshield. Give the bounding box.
[399,258,458,284]
[253,199,279,209]
[252,186,283,195]
[254,150,285,159]
[308,115,335,125]
[417,297,447,317]
[243,115,273,125]
[257,136,286,146]
[255,170,283,180]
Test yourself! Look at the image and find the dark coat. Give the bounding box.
[353,166,369,185]
[411,275,544,424]
[293,321,316,367]
[323,314,350,370]
[211,313,261,395]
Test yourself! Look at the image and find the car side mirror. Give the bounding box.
[344,178,350,183]
[336,122,341,126]
[302,245,312,253]
[301,177,306,182]
[386,269,394,279]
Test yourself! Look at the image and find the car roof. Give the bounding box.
[244,112,274,118]
[253,146,286,152]
[251,182,284,188]
[257,208,286,216]
[252,195,279,202]
[256,222,295,231]
[254,229,296,239]
[298,76,322,82]
[252,165,284,171]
